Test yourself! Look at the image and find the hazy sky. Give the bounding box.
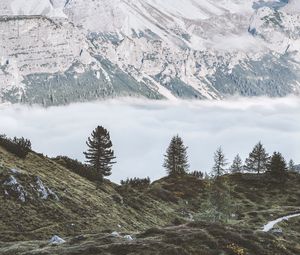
[0,97,299,183]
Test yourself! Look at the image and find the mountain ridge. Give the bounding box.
[0,0,300,105]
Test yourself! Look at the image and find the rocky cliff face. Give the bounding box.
[0,0,300,105]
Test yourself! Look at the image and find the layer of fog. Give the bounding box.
[0,96,300,183]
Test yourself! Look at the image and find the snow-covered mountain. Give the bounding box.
[0,0,300,105]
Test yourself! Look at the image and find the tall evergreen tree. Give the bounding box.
[84,126,116,188]
[245,142,269,174]
[212,147,228,177]
[268,152,287,178]
[230,154,243,173]
[163,135,189,176]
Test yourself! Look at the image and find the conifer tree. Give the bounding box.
[245,142,269,174]
[163,135,189,176]
[288,159,296,172]
[268,152,287,178]
[84,126,116,188]
[230,154,243,173]
[212,147,228,177]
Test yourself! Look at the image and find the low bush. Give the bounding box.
[0,135,31,158]
[189,171,204,179]
[53,156,97,182]
[120,177,151,188]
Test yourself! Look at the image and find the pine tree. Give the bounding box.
[163,135,189,176]
[245,142,269,174]
[268,152,287,177]
[212,147,228,177]
[288,159,296,172]
[230,154,243,173]
[83,126,116,188]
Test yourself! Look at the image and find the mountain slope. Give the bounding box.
[0,0,300,105]
[0,145,177,241]
[1,143,300,253]
[2,223,299,255]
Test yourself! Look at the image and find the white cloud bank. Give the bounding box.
[0,96,300,183]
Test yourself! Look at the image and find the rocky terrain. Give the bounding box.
[0,0,300,105]
[0,143,300,254]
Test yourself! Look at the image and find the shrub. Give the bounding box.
[194,179,234,223]
[120,177,151,188]
[53,156,97,182]
[0,135,32,158]
[189,170,204,179]
[149,187,179,203]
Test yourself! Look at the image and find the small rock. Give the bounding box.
[111,231,121,237]
[35,176,59,201]
[124,235,133,241]
[10,168,20,174]
[49,235,66,245]
[4,175,27,202]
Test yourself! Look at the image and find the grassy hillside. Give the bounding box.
[0,145,300,254]
[0,146,177,242]
[149,173,300,226]
[1,222,299,255]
